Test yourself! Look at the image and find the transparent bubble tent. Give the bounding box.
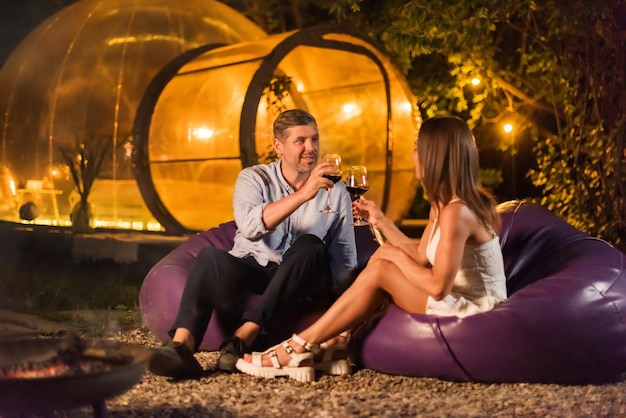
[0,0,419,234]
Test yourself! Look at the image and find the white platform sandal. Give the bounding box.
[235,334,320,383]
[315,332,351,376]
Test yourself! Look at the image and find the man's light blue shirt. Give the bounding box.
[229,160,357,293]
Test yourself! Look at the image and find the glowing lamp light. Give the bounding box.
[471,78,481,86]
[8,178,16,196]
[193,127,214,140]
[123,141,133,158]
[503,123,513,133]
[341,103,361,119]
[342,103,356,113]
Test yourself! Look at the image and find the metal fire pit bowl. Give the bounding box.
[0,336,152,417]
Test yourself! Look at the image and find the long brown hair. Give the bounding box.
[417,116,499,232]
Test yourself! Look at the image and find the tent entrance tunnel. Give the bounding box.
[133,25,418,234]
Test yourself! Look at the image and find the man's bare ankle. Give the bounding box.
[234,322,261,348]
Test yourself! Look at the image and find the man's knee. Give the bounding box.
[196,246,227,263]
[190,246,233,289]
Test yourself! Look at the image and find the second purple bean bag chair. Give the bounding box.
[358,200,626,384]
[139,200,626,384]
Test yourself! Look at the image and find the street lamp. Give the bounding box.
[503,123,516,197]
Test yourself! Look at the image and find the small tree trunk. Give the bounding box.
[70,197,92,233]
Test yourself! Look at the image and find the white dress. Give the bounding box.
[424,206,507,318]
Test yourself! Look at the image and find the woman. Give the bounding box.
[236,116,507,382]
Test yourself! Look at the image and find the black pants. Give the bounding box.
[169,234,331,351]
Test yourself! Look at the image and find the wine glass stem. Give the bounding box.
[326,189,332,209]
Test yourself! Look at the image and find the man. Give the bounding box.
[148,109,357,378]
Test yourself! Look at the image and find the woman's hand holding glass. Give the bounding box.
[353,198,385,225]
[354,198,386,245]
[345,165,369,226]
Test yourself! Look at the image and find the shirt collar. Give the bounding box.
[274,160,294,194]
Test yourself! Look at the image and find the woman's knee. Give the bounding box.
[364,257,392,271]
[357,259,394,285]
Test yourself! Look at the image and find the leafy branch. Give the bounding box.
[264,74,293,114]
[260,74,294,163]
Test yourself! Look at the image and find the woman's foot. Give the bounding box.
[314,332,352,376]
[235,334,319,382]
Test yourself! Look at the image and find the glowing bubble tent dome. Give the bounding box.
[0,0,419,234]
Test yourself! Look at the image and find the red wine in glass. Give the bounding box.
[346,185,369,201]
[323,174,343,184]
[345,166,369,225]
[320,154,342,213]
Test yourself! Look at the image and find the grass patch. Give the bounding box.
[0,252,149,315]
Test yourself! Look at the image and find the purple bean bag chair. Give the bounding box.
[139,222,379,351]
[358,200,626,384]
[139,200,626,384]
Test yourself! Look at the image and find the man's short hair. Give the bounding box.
[273,109,317,141]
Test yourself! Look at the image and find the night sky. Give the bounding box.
[0,0,72,68]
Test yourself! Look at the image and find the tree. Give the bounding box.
[224,0,626,249]
[59,134,110,232]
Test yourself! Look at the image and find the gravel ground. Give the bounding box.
[39,327,626,417]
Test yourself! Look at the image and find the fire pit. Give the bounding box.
[0,333,152,417]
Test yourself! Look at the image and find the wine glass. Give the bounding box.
[320,153,342,213]
[345,165,369,225]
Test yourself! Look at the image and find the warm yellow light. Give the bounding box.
[107,35,186,46]
[342,103,356,113]
[341,103,361,119]
[26,179,43,190]
[146,221,164,232]
[123,141,133,158]
[131,221,145,230]
[93,219,131,229]
[471,78,481,86]
[90,217,163,232]
[23,217,69,227]
[193,127,214,140]
[8,178,16,196]
[503,123,513,133]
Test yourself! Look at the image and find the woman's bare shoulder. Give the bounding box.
[441,200,493,243]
